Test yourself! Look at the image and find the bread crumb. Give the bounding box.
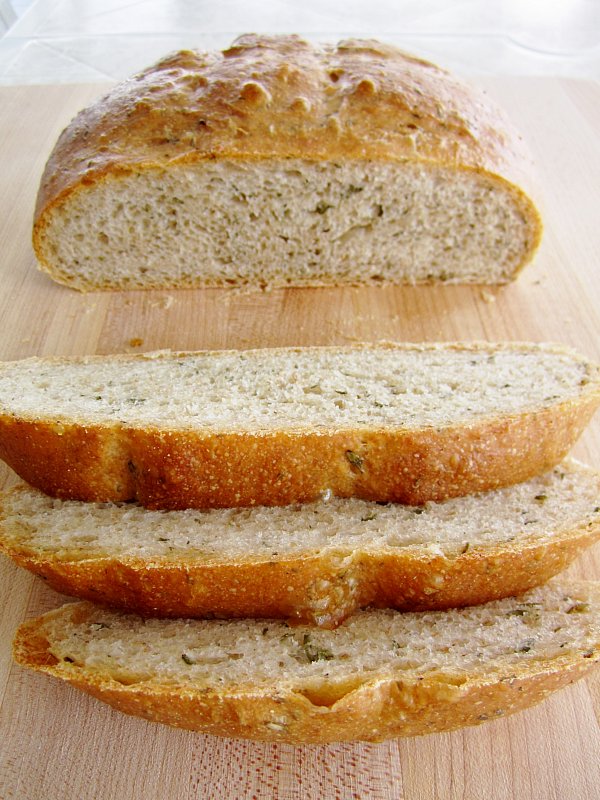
[480,290,496,303]
[150,295,175,309]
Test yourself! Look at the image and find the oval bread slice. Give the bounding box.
[2,461,600,626]
[13,581,600,743]
[0,343,598,509]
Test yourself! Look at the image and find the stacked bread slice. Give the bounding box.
[2,342,600,743]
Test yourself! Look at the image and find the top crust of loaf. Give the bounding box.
[33,34,541,269]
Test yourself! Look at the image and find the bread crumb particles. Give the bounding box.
[150,295,175,309]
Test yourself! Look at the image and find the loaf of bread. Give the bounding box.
[32,34,542,291]
[2,461,599,626]
[0,343,598,509]
[13,580,600,743]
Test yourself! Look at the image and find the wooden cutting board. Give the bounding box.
[0,78,599,800]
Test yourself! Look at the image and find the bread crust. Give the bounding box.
[3,507,599,627]
[12,591,600,743]
[0,344,598,510]
[32,35,542,289]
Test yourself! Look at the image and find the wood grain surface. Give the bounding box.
[0,78,599,800]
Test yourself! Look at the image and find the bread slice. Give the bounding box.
[33,35,542,291]
[2,461,599,626]
[13,581,600,743]
[0,343,598,509]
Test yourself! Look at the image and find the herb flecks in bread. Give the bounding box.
[1,461,599,625]
[13,581,600,742]
[33,35,542,290]
[0,343,598,509]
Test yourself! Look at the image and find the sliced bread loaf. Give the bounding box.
[2,461,599,626]
[13,580,600,743]
[0,343,598,509]
[33,35,542,290]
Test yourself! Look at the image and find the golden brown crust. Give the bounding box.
[70,657,598,743]
[32,34,542,286]
[0,417,135,502]
[4,515,600,627]
[0,343,598,510]
[12,593,600,743]
[0,399,597,509]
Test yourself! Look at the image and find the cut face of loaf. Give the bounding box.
[0,343,598,509]
[35,160,537,290]
[2,461,599,626]
[13,581,600,743]
[33,35,542,290]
